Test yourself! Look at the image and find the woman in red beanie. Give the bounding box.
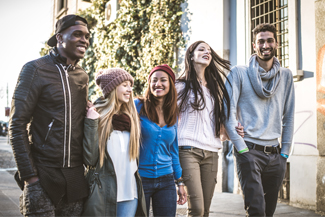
[134,64,187,217]
[176,41,244,216]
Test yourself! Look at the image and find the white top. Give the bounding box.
[106,130,138,202]
[176,82,222,152]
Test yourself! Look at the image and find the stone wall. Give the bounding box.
[315,0,325,214]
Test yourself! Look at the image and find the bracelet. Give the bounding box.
[175,178,184,185]
[280,153,289,158]
[238,147,249,154]
[177,181,185,186]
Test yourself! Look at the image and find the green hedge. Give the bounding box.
[41,0,184,100]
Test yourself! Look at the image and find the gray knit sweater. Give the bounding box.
[224,61,295,155]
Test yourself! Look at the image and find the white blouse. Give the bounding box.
[176,82,223,152]
[106,130,138,202]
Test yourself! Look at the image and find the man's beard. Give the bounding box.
[256,48,276,61]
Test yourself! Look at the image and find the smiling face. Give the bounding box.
[253,31,278,61]
[57,24,90,64]
[116,80,132,105]
[191,43,212,67]
[150,70,170,99]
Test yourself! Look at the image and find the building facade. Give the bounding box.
[50,0,325,214]
[178,0,324,213]
[51,0,91,31]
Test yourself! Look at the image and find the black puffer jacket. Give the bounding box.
[9,49,89,181]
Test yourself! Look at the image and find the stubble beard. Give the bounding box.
[256,48,275,62]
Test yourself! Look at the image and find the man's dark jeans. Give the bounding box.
[141,173,177,217]
[234,142,287,217]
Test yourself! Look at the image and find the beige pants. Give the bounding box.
[179,148,219,217]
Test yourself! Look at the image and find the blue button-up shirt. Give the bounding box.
[135,99,182,180]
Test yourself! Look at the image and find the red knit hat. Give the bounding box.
[96,68,134,97]
[148,64,175,83]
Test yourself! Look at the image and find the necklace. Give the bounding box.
[198,77,204,85]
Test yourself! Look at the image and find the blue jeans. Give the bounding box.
[116,198,138,217]
[141,173,177,217]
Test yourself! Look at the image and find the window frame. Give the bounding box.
[246,0,301,79]
[56,0,67,18]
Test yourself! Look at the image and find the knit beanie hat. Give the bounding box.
[148,64,175,83]
[95,68,134,97]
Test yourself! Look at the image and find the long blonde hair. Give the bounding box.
[95,89,140,167]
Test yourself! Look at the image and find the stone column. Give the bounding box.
[315,0,325,214]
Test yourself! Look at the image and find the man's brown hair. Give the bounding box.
[252,23,277,43]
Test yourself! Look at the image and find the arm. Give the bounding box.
[280,72,295,156]
[170,127,187,205]
[83,107,100,166]
[170,128,182,180]
[220,123,244,141]
[9,63,41,182]
[224,67,248,153]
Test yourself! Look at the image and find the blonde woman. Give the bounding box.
[82,68,146,217]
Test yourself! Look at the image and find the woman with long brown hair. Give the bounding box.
[135,64,187,216]
[176,41,243,216]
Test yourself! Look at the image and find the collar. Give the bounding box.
[50,47,80,69]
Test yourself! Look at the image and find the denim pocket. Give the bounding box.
[162,173,174,179]
[280,154,288,161]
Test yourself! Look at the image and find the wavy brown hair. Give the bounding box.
[177,40,231,137]
[139,76,178,127]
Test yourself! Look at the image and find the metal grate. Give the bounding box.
[251,0,289,68]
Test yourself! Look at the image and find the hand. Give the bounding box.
[235,122,244,138]
[86,106,100,119]
[177,185,187,205]
[86,101,93,112]
[24,176,39,185]
[219,125,229,141]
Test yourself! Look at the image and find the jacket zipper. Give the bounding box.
[42,119,55,147]
[56,64,68,167]
[62,64,72,167]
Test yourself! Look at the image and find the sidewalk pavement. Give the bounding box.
[0,135,11,152]
[0,136,323,216]
[0,171,21,216]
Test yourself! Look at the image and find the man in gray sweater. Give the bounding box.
[224,23,295,216]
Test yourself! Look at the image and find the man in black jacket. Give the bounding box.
[9,14,90,216]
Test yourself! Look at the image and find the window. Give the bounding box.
[57,0,67,16]
[251,0,289,68]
